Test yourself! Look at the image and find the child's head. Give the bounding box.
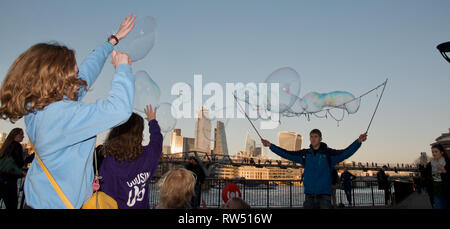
[0,43,87,123]
[157,167,196,209]
[103,113,144,162]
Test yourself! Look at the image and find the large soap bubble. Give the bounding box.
[116,16,156,62]
[157,102,177,136]
[297,91,360,114]
[264,67,301,113]
[199,105,232,143]
[133,70,160,114]
[344,97,360,114]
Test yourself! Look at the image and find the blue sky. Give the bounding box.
[0,0,449,163]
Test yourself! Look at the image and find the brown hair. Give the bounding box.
[157,168,196,209]
[103,113,144,162]
[0,43,87,123]
[0,128,23,158]
[310,129,322,138]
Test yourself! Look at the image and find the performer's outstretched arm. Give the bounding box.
[329,133,367,165]
[261,139,307,165]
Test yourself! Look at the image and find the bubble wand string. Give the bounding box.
[233,93,263,140]
[366,78,388,134]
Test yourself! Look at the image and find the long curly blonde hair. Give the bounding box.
[157,168,196,209]
[0,42,87,123]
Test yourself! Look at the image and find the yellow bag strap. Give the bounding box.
[35,153,75,209]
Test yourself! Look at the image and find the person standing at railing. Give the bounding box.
[262,129,367,209]
[186,156,206,209]
[0,128,33,209]
[423,143,449,209]
[331,167,339,208]
[340,167,356,206]
[377,165,391,205]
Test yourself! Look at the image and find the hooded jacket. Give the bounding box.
[270,140,361,195]
[423,159,450,205]
[24,42,134,209]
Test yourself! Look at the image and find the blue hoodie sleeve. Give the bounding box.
[61,64,134,146]
[329,140,362,165]
[77,42,114,101]
[269,144,307,165]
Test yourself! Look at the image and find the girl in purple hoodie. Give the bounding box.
[99,105,163,209]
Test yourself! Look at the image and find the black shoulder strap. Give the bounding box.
[327,154,332,169]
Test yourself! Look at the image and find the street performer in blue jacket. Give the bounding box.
[261,129,367,209]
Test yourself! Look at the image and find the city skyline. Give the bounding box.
[0,1,449,164]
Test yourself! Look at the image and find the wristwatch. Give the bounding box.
[107,34,119,46]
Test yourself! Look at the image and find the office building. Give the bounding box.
[278,131,302,151]
[194,107,211,153]
[213,121,229,155]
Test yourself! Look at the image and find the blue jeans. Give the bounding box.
[433,196,448,209]
[304,194,332,209]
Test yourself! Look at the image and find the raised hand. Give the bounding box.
[115,14,137,40]
[261,139,271,147]
[110,50,131,68]
[144,104,157,121]
[358,132,368,143]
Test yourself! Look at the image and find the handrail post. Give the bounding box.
[352,181,355,207]
[266,180,270,208]
[243,179,246,202]
[289,181,293,208]
[371,181,375,206]
[217,179,221,208]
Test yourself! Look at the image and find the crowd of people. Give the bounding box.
[0,13,448,210]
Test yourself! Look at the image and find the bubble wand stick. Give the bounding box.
[366,78,388,133]
[233,93,263,140]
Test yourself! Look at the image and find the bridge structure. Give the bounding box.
[159,151,419,176]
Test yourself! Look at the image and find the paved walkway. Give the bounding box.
[392,191,432,209]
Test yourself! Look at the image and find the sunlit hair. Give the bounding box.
[103,113,144,162]
[0,128,23,158]
[157,167,196,209]
[0,42,87,123]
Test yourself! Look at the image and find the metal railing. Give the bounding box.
[2,177,394,209]
[147,178,394,208]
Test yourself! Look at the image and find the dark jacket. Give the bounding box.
[186,161,206,185]
[340,171,356,189]
[6,141,26,169]
[423,160,450,204]
[377,170,389,190]
[270,140,361,195]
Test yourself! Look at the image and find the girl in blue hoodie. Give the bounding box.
[0,14,137,209]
